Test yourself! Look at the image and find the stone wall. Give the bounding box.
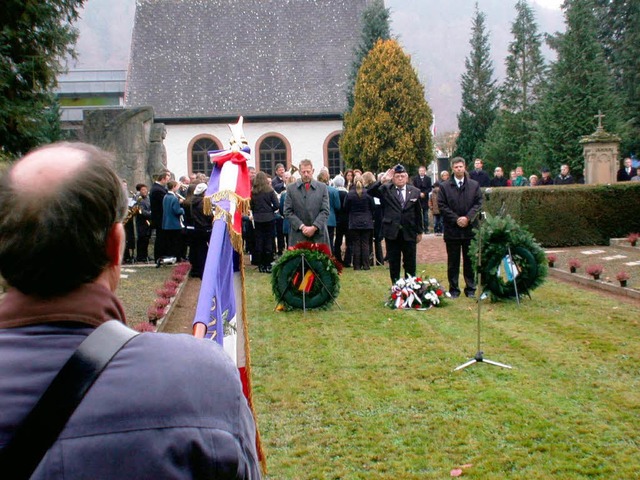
[84,107,166,188]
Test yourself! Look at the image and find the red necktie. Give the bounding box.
[305,183,310,191]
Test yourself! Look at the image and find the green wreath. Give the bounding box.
[470,214,548,300]
[271,245,340,310]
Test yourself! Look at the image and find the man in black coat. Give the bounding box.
[438,157,482,298]
[412,165,432,233]
[490,166,508,187]
[368,164,423,283]
[617,157,637,182]
[150,170,170,260]
[469,158,491,187]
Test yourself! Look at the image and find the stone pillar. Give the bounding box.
[580,116,621,185]
[83,107,166,188]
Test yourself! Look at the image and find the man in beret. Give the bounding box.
[368,164,424,283]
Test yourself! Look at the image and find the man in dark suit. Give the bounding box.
[617,157,637,182]
[412,165,432,234]
[368,164,423,283]
[150,170,170,260]
[438,157,482,298]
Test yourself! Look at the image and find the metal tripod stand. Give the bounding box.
[454,213,512,371]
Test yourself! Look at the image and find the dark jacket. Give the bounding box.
[150,182,167,229]
[489,176,508,187]
[539,176,554,186]
[470,169,491,187]
[412,174,432,208]
[251,189,279,223]
[554,174,575,185]
[191,195,213,231]
[271,175,285,194]
[344,189,375,230]
[617,167,637,182]
[367,181,423,241]
[135,195,152,237]
[438,175,482,241]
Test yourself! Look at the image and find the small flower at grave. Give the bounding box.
[616,271,630,282]
[568,258,581,272]
[586,264,604,279]
[627,232,639,246]
[547,253,557,267]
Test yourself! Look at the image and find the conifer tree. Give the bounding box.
[345,0,391,113]
[454,3,498,163]
[594,0,640,155]
[341,39,433,173]
[0,0,84,158]
[534,0,619,177]
[481,0,547,173]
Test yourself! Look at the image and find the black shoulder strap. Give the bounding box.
[0,320,139,479]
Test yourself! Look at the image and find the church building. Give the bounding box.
[125,0,372,179]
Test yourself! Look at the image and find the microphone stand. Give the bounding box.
[454,210,512,371]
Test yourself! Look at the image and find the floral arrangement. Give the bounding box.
[471,214,548,300]
[271,242,341,310]
[547,253,557,266]
[627,232,639,246]
[616,271,630,282]
[586,264,604,278]
[385,275,449,309]
[568,258,581,269]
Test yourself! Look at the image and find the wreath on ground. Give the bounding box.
[470,214,547,300]
[271,242,342,310]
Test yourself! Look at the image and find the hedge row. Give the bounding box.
[482,183,640,247]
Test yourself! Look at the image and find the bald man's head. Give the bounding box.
[0,142,127,297]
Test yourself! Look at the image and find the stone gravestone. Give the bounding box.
[580,111,620,184]
[84,107,167,188]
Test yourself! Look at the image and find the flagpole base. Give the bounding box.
[454,351,512,371]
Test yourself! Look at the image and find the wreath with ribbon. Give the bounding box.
[470,214,548,300]
[271,242,342,310]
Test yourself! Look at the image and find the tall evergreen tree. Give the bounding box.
[341,39,433,173]
[454,3,498,163]
[594,0,640,156]
[534,0,619,177]
[346,0,392,113]
[0,0,84,158]
[481,0,547,174]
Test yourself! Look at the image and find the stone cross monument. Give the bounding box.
[579,111,621,184]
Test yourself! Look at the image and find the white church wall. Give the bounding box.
[164,119,343,178]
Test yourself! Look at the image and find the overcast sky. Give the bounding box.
[72,0,564,132]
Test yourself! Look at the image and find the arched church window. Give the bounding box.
[191,137,220,177]
[327,134,343,177]
[259,136,287,176]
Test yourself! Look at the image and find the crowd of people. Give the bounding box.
[121,156,637,293]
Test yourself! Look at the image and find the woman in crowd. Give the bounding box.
[440,170,450,183]
[344,169,355,191]
[162,180,185,261]
[429,181,443,235]
[332,175,350,266]
[186,183,213,278]
[344,174,374,271]
[251,171,279,273]
[278,173,296,251]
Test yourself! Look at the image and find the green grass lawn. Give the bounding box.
[244,263,640,479]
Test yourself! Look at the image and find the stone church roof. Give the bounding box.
[126,0,371,120]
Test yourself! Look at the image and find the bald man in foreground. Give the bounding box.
[0,142,260,479]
